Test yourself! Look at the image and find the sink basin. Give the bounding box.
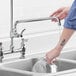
[59,50,76,60]
[0,52,76,76]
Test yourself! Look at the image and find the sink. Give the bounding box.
[0,52,76,76]
[59,50,76,60]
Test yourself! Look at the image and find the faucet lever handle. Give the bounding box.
[20,29,26,37]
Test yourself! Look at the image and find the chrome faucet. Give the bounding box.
[20,29,26,59]
[10,0,61,54]
[14,17,61,32]
[0,0,62,62]
[13,17,61,39]
[11,17,61,53]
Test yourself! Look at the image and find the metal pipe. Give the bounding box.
[14,17,61,29]
[10,0,14,53]
[4,50,21,55]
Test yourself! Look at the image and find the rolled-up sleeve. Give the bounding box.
[64,0,76,30]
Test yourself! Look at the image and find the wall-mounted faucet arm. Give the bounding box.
[13,17,61,37]
[14,17,61,29]
[20,29,26,37]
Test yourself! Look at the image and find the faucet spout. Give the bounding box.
[13,17,61,37]
[14,17,61,29]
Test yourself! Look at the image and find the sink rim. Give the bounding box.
[1,66,76,76]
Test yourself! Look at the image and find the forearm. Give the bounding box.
[55,28,75,51]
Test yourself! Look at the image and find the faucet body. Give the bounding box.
[20,38,26,59]
[10,0,61,59]
[0,0,61,63]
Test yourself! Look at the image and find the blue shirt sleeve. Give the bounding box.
[64,0,76,30]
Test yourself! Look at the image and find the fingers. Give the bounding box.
[51,8,63,16]
[46,54,54,64]
[51,11,59,17]
[51,11,66,22]
[46,55,51,64]
[56,11,66,20]
[50,7,66,22]
[50,12,60,22]
[51,58,57,63]
[50,11,61,22]
[46,55,57,64]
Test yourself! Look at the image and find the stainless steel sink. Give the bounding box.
[2,58,76,72]
[0,52,76,76]
[0,57,76,76]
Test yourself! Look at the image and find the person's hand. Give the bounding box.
[46,47,61,64]
[51,7,70,21]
